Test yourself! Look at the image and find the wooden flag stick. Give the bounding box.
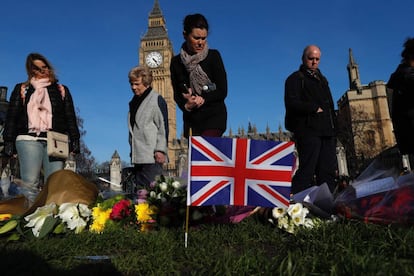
[184,205,190,248]
[184,128,192,248]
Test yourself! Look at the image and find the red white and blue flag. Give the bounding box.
[187,136,295,208]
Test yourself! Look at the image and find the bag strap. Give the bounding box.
[19,83,66,104]
[57,84,66,100]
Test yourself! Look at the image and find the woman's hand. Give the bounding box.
[154,151,166,164]
[183,91,205,111]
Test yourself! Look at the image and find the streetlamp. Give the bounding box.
[0,86,7,102]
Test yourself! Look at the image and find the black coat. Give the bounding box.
[284,65,336,137]
[387,63,414,154]
[170,49,227,137]
[3,82,80,154]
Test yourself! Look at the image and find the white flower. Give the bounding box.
[272,207,286,219]
[270,202,318,234]
[303,218,315,228]
[287,203,305,218]
[24,203,57,237]
[277,216,289,230]
[172,181,181,189]
[291,213,306,226]
[150,191,156,198]
[78,203,92,219]
[159,182,168,192]
[57,203,91,234]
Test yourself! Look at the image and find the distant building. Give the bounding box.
[110,150,122,191]
[228,122,292,142]
[337,49,397,175]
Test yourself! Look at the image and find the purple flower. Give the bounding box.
[137,189,148,198]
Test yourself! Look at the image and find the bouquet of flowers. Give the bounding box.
[0,175,200,239]
[268,202,321,234]
[0,193,160,239]
[143,175,187,227]
[89,194,156,233]
[0,202,92,239]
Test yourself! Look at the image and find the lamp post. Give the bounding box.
[336,144,349,177]
[0,86,7,102]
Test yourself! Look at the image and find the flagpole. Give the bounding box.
[184,205,190,248]
[184,128,192,248]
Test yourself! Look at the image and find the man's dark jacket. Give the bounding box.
[284,65,336,137]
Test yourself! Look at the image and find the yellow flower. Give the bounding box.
[140,220,156,232]
[0,214,12,221]
[135,203,155,223]
[90,207,111,234]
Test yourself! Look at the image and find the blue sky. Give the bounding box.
[0,0,412,164]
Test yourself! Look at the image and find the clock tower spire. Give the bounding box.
[139,0,178,173]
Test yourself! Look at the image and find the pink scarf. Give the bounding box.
[27,78,52,135]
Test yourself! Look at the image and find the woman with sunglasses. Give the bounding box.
[3,53,80,205]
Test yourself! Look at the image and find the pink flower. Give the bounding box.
[137,189,148,199]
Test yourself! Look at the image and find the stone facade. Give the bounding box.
[337,49,397,175]
[110,150,122,191]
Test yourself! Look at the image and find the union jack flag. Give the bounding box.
[187,136,295,208]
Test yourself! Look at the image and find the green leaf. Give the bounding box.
[7,232,21,241]
[53,222,66,234]
[191,210,204,221]
[0,219,18,234]
[38,216,58,239]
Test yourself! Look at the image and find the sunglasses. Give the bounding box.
[33,65,50,73]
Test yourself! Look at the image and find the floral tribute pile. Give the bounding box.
[0,175,189,240]
[0,174,326,240]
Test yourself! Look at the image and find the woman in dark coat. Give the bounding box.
[170,13,227,138]
[387,38,414,154]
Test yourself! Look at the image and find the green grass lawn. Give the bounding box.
[1,216,414,276]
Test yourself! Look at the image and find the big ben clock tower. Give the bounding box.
[139,0,178,172]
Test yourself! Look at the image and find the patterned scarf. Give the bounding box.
[180,42,211,95]
[27,78,52,135]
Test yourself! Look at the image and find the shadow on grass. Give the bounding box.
[0,249,123,276]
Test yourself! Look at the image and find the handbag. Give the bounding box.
[47,131,69,159]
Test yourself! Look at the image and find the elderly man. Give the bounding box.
[284,45,337,194]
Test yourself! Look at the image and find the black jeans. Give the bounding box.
[292,136,337,194]
[134,163,163,189]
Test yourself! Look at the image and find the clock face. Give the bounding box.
[145,51,163,68]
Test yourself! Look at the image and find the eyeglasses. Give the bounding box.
[307,57,320,61]
[33,65,49,73]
